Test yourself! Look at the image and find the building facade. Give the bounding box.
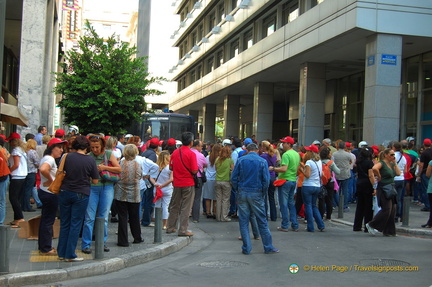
[169,0,432,146]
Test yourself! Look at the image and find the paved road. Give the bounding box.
[28,215,432,287]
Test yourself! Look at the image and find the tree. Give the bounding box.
[54,21,165,135]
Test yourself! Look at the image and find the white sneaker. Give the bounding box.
[365,223,379,236]
[66,257,84,262]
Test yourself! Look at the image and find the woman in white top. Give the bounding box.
[202,144,221,219]
[7,133,28,227]
[150,151,173,229]
[38,138,67,255]
[298,144,325,232]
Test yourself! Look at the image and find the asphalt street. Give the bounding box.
[28,213,432,287]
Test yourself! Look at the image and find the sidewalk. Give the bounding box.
[330,197,432,237]
[0,199,192,287]
[0,195,431,286]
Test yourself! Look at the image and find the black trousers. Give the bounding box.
[38,189,59,252]
[318,182,335,220]
[9,178,25,220]
[116,200,142,246]
[353,179,374,231]
[368,186,397,235]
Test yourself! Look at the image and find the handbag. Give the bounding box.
[100,152,121,182]
[273,179,287,187]
[179,150,199,188]
[313,161,327,199]
[381,183,397,200]
[200,169,207,183]
[48,153,68,194]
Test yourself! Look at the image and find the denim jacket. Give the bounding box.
[231,152,270,193]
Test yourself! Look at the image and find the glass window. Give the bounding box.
[243,29,253,50]
[282,1,299,25]
[206,57,214,74]
[216,50,224,68]
[230,39,239,59]
[263,14,276,37]
[423,51,432,90]
[208,12,216,33]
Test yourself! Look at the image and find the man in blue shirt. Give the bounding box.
[231,143,279,255]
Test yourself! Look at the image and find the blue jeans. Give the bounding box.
[229,188,237,215]
[302,186,325,232]
[32,186,42,208]
[0,176,10,225]
[82,184,114,249]
[57,190,89,260]
[348,170,357,202]
[22,173,36,211]
[267,177,277,221]
[141,186,154,226]
[278,181,298,230]
[420,174,430,209]
[38,189,58,252]
[395,180,405,218]
[337,179,349,208]
[237,191,276,254]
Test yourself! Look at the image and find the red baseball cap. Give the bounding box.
[55,129,65,136]
[0,135,8,142]
[149,138,160,146]
[167,138,176,146]
[423,139,431,146]
[304,144,319,153]
[48,138,67,147]
[6,132,21,141]
[345,142,351,148]
[280,136,294,144]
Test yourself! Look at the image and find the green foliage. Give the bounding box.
[54,21,165,135]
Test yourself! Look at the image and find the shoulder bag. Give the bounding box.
[100,152,121,182]
[48,153,68,194]
[313,161,327,199]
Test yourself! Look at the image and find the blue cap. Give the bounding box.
[244,138,253,145]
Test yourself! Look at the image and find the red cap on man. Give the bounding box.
[55,129,65,137]
[167,138,176,146]
[149,138,160,146]
[280,136,294,144]
[423,139,431,146]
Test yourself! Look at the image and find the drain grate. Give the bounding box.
[359,259,411,267]
[198,260,249,268]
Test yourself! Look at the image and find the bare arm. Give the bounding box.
[426,163,432,178]
[40,162,53,187]
[9,156,20,173]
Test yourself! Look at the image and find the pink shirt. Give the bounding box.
[191,148,207,178]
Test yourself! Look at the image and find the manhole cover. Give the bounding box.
[199,260,249,268]
[359,259,411,267]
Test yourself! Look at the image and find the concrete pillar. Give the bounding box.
[0,0,5,99]
[298,62,325,146]
[364,34,402,145]
[188,110,199,138]
[203,103,216,143]
[253,83,273,141]
[223,95,240,138]
[17,0,56,135]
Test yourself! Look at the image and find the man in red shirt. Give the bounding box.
[167,132,198,236]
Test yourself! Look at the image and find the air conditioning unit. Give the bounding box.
[212,26,221,34]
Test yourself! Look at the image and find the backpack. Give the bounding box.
[321,160,333,185]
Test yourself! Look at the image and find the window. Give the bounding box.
[230,39,239,59]
[282,1,299,25]
[190,70,196,85]
[208,12,216,33]
[218,3,225,22]
[205,57,214,75]
[216,50,224,68]
[196,65,202,80]
[231,0,241,11]
[243,29,253,50]
[263,14,276,37]
[197,24,204,40]
[191,32,197,48]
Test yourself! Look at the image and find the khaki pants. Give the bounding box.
[215,181,231,221]
[167,185,195,234]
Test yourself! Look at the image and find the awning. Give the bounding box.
[0,103,29,127]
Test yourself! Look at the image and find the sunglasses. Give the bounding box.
[90,135,102,140]
[389,153,395,157]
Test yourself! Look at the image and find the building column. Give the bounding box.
[298,62,326,146]
[0,0,5,98]
[17,0,53,135]
[223,95,240,138]
[202,103,216,143]
[253,82,273,141]
[363,34,402,145]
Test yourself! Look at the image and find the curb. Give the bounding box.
[331,218,432,237]
[0,236,192,287]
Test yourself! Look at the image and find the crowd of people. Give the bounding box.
[1,125,432,258]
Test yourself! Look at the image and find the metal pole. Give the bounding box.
[0,225,9,274]
[338,192,344,219]
[94,217,104,259]
[401,196,410,227]
[154,207,162,243]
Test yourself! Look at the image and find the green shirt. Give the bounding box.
[379,160,395,185]
[215,157,233,182]
[278,149,300,182]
